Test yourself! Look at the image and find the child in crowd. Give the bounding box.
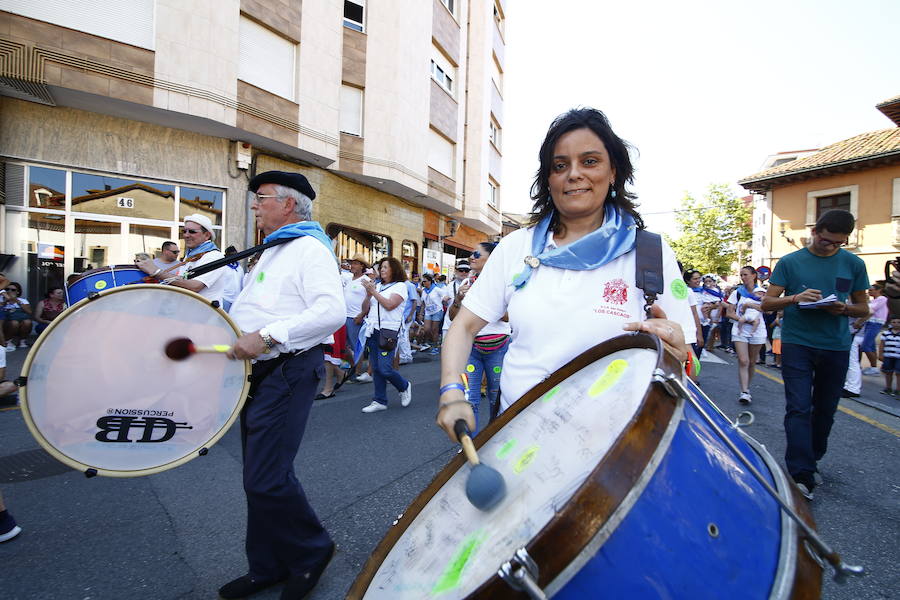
[771,311,783,369]
[739,307,762,339]
[877,315,900,395]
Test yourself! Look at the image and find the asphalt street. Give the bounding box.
[1,345,898,599]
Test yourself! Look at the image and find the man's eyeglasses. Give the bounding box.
[247,192,281,204]
[182,228,202,235]
[816,234,848,248]
[471,251,482,259]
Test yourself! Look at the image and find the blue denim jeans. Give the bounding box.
[367,330,409,406]
[780,342,849,479]
[465,342,508,434]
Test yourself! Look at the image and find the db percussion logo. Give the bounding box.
[95,409,193,443]
[603,278,628,305]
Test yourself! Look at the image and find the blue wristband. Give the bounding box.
[439,383,466,395]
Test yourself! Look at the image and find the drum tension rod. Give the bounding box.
[660,372,865,585]
[498,548,547,600]
[14,376,26,387]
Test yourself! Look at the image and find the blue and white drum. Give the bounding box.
[20,285,250,477]
[348,333,822,599]
[66,265,148,305]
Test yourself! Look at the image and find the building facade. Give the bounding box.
[739,95,900,281]
[0,0,506,301]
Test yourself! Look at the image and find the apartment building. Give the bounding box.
[0,0,506,300]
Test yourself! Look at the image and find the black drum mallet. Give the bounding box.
[454,419,507,511]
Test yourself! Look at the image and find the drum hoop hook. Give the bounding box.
[498,548,547,600]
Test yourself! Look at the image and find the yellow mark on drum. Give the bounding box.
[588,359,629,397]
[513,445,540,474]
[432,530,486,594]
[94,280,107,290]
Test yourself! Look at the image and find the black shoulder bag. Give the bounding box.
[377,283,400,351]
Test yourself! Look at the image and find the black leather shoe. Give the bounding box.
[280,543,336,600]
[219,574,284,599]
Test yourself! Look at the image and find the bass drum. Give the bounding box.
[19,284,249,477]
[66,265,149,305]
[348,333,821,599]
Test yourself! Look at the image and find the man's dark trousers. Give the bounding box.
[781,342,849,479]
[240,347,332,581]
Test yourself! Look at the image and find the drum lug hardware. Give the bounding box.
[87,292,100,301]
[652,369,678,398]
[498,548,546,600]
[211,300,220,308]
[198,447,208,456]
[13,376,26,387]
[84,468,98,478]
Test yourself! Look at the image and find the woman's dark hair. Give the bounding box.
[44,286,63,298]
[380,257,407,283]
[529,107,643,234]
[479,241,498,254]
[682,269,700,284]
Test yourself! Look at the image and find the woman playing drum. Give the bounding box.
[436,108,697,438]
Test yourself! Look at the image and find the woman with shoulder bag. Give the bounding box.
[360,257,412,413]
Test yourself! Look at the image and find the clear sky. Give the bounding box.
[502,0,900,235]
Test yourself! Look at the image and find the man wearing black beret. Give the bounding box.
[220,171,343,600]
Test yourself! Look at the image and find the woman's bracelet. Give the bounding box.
[439,382,466,396]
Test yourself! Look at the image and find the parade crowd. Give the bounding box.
[1,107,891,600]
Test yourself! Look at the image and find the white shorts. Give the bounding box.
[732,333,767,345]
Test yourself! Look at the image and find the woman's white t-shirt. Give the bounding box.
[365,281,408,330]
[422,284,444,314]
[463,227,696,410]
[727,286,767,339]
[343,275,369,318]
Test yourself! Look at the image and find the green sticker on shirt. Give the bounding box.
[671,279,688,300]
[257,271,265,283]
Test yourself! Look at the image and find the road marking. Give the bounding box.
[0,406,19,412]
[754,368,900,438]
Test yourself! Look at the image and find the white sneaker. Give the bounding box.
[738,391,752,405]
[418,344,431,352]
[400,382,412,407]
[862,367,880,376]
[361,401,387,413]
[355,373,373,383]
[18,340,27,348]
[4,342,14,352]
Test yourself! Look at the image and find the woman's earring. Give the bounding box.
[609,186,617,199]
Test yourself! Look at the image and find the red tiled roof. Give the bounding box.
[877,94,900,126]
[739,128,900,191]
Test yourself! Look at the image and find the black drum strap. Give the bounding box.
[635,229,664,319]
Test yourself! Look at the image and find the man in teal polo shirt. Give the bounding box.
[761,210,869,500]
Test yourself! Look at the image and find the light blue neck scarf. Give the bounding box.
[512,204,636,289]
[263,221,335,256]
[185,240,218,259]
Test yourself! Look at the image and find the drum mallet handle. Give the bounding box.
[454,419,480,465]
[661,373,865,584]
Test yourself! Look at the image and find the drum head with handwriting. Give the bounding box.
[363,346,659,598]
[20,285,249,477]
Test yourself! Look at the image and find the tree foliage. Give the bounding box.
[665,184,752,277]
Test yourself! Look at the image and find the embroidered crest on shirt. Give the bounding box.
[603,278,628,305]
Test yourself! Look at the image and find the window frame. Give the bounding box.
[343,0,365,32]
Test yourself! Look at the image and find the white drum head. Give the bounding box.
[20,285,250,477]
[363,346,659,598]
